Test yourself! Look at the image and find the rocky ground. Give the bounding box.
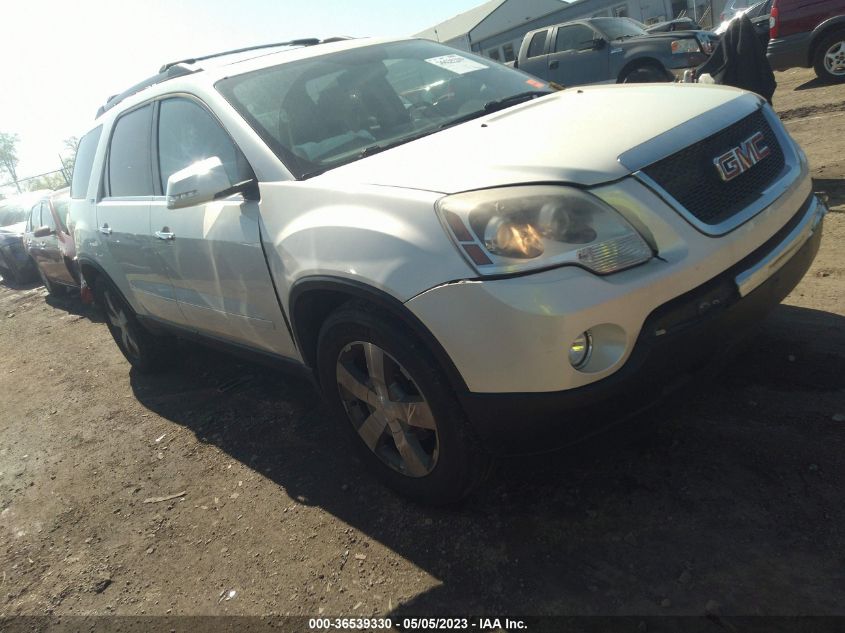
[0,68,843,624]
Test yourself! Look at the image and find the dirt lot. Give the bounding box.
[1,68,843,623]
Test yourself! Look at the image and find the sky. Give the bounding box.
[0,0,483,185]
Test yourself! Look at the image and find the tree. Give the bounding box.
[60,136,80,182]
[0,132,21,193]
[25,171,67,192]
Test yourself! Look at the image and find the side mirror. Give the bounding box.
[33,226,53,238]
[166,157,233,210]
[593,37,607,50]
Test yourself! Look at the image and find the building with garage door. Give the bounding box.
[415,0,722,62]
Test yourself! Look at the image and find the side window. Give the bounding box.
[527,30,549,58]
[70,126,103,199]
[502,43,516,62]
[555,25,598,53]
[28,204,41,231]
[42,203,56,231]
[157,97,253,191]
[108,104,154,198]
[53,198,69,233]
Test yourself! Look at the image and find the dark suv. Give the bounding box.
[767,0,845,81]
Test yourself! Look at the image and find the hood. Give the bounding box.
[317,83,760,194]
[0,221,26,237]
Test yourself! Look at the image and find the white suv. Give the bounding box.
[69,36,825,503]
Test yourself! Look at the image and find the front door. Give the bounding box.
[150,96,294,357]
[547,23,610,86]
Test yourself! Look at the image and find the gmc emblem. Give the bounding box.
[713,131,771,182]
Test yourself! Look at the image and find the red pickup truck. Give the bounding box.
[767,0,845,82]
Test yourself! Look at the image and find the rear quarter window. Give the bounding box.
[70,126,103,199]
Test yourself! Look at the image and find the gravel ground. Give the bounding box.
[0,68,843,621]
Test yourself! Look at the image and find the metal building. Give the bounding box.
[416,0,721,63]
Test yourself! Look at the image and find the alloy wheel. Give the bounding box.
[824,40,845,76]
[336,341,439,477]
[104,289,140,359]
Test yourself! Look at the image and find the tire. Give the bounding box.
[622,64,670,83]
[95,277,173,374]
[37,267,60,296]
[813,31,845,83]
[316,302,492,504]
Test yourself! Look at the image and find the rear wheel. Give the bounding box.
[96,277,173,373]
[317,303,492,504]
[813,31,845,83]
[622,64,670,83]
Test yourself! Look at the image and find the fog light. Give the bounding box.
[569,331,593,369]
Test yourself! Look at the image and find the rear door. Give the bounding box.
[97,103,186,324]
[519,29,552,78]
[548,23,610,86]
[24,203,44,269]
[37,201,67,283]
[43,197,76,285]
[150,95,293,357]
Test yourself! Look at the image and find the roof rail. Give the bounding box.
[96,37,355,119]
[96,63,197,119]
[158,38,321,73]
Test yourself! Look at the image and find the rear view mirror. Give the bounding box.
[33,226,52,238]
[166,157,233,210]
[593,37,607,50]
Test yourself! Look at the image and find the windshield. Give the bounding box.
[591,17,649,40]
[216,39,550,179]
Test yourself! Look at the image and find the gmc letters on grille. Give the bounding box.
[713,131,771,182]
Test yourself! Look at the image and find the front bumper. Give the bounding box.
[0,240,37,281]
[458,195,824,453]
[767,32,811,71]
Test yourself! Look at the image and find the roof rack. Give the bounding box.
[96,63,197,118]
[96,37,354,119]
[159,38,322,73]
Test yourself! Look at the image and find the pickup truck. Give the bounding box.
[70,36,824,503]
[516,16,716,85]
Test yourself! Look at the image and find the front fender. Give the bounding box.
[256,181,475,314]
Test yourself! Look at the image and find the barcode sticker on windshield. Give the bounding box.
[425,54,488,74]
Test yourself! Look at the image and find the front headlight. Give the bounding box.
[437,186,653,276]
[671,38,701,54]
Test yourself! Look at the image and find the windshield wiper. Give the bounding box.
[356,128,445,159]
[483,90,553,113]
[439,90,552,130]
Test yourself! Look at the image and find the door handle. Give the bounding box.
[549,60,559,69]
[99,224,112,235]
[155,230,175,241]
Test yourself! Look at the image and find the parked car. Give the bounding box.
[767,0,845,81]
[0,190,52,285]
[515,17,717,85]
[646,17,703,32]
[714,0,773,48]
[70,36,825,502]
[23,188,79,295]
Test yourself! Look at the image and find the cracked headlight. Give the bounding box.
[437,186,653,276]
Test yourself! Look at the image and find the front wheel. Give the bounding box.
[813,31,845,83]
[622,64,670,83]
[317,303,492,504]
[95,278,173,373]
